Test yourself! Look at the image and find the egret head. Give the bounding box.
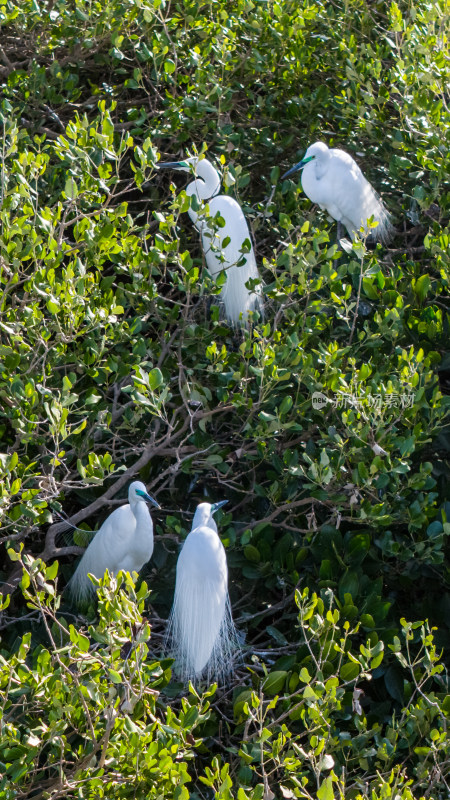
[281,141,329,180]
[157,156,221,200]
[157,156,201,174]
[128,481,161,510]
[191,500,228,531]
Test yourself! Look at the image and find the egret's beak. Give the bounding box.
[211,500,229,515]
[141,161,190,190]
[281,155,314,180]
[136,489,161,510]
[157,161,189,170]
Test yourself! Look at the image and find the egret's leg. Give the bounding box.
[336,221,343,242]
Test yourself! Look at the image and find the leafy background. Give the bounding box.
[0,0,449,797]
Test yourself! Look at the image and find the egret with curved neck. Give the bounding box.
[158,156,263,327]
[282,141,393,244]
[165,500,239,684]
[68,481,160,606]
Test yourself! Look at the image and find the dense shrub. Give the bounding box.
[0,0,449,797]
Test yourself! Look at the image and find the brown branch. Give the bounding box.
[41,420,177,560]
[0,44,14,70]
[19,118,60,140]
[1,406,210,596]
[248,496,331,530]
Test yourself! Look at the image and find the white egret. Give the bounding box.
[282,141,393,244]
[158,156,263,327]
[165,500,239,684]
[68,481,160,605]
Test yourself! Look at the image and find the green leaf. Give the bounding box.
[338,571,359,601]
[299,667,311,683]
[244,545,260,563]
[164,59,176,74]
[47,299,60,314]
[266,625,288,645]
[426,521,443,539]
[45,561,59,581]
[85,393,102,405]
[413,274,431,302]
[279,395,293,415]
[362,278,379,300]
[64,177,78,199]
[317,775,334,800]
[148,368,163,390]
[181,705,199,728]
[340,661,360,681]
[384,664,404,703]
[262,671,287,696]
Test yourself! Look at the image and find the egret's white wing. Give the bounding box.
[68,504,136,603]
[201,196,263,325]
[303,148,392,242]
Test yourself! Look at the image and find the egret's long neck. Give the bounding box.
[185,162,221,229]
[133,501,152,533]
[191,509,218,533]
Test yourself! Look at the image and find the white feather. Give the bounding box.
[287,141,393,244]
[163,157,263,327]
[67,481,158,605]
[197,193,263,326]
[165,502,239,683]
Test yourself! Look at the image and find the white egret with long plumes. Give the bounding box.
[68,481,160,605]
[158,156,263,327]
[165,500,239,683]
[282,141,393,243]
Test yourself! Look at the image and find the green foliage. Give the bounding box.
[0,555,203,797]
[0,0,449,797]
[232,590,448,799]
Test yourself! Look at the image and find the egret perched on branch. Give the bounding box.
[68,481,160,606]
[282,141,393,244]
[158,156,263,327]
[165,500,239,684]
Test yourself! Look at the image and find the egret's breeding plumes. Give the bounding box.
[165,500,239,684]
[158,156,263,327]
[282,141,393,244]
[68,481,160,605]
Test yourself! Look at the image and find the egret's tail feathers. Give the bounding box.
[220,259,264,328]
[360,187,394,245]
[209,595,240,681]
[66,563,97,607]
[369,203,395,245]
[165,582,239,684]
[66,546,102,606]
